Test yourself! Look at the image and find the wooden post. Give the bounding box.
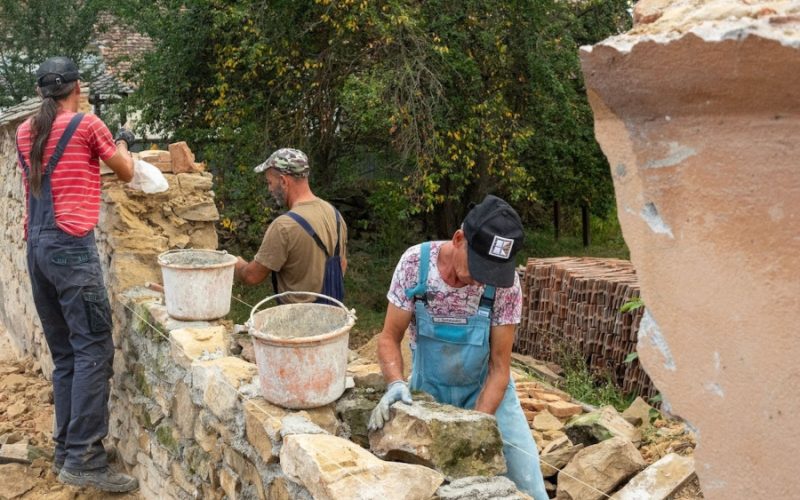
[553,200,561,241]
[582,204,590,247]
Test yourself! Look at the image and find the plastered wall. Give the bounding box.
[580,1,800,497]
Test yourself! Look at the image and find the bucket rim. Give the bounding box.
[249,313,354,346]
[157,248,237,269]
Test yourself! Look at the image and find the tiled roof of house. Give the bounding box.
[92,13,154,87]
[90,68,136,96]
[0,97,41,127]
[1,13,152,123]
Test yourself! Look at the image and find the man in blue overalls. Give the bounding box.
[368,195,548,499]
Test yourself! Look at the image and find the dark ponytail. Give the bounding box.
[28,81,77,197]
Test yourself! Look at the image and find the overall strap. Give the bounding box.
[477,285,496,318]
[271,269,280,296]
[333,209,341,257]
[404,241,431,301]
[285,211,330,258]
[44,113,84,176]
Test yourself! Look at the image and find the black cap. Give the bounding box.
[36,57,81,88]
[462,195,524,288]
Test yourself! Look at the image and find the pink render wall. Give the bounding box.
[580,1,800,497]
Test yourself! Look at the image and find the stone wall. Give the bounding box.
[0,106,513,500]
[0,115,42,362]
[108,291,312,499]
[108,290,533,499]
[580,1,800,497]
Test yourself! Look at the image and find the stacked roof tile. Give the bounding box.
[515,257,658,401]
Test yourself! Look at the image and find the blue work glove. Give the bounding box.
[367,380,413,431]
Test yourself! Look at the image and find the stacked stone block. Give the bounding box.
[109,290,318,499]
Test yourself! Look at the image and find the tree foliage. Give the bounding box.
[114,0,631,250]
[0,0,106,108]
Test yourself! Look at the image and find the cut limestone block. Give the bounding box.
[281,434,444,500]
[170,326,227,369]
[557,436,645,500]
[613,453,695,500]
[565,405,640,447]
[192,356,258,422]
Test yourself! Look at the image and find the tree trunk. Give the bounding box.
[582,204,590,247]
[554,200,561,241]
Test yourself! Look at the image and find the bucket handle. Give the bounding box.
[248,291,354,326]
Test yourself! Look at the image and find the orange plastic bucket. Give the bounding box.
[248,292,356,409]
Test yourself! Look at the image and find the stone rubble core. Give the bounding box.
[580,0,800,497]
[368,400,507,479]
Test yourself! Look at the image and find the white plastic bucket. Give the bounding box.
[248,292,356,409]
[157,249,237,320]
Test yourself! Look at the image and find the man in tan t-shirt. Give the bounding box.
[233,148,347,303]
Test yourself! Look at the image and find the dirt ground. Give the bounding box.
[0,328,139,500]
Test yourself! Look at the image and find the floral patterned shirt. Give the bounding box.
[387,241,522,345]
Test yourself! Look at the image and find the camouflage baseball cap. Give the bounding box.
[253,148,310,177]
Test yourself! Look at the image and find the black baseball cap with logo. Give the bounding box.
[36,56,81,89]
[462,194,525,288]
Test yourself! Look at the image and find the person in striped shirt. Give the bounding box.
[15,56,138,493]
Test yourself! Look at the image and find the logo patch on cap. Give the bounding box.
[489,235,514,259]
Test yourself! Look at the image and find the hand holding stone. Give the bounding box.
[367,380,412,431]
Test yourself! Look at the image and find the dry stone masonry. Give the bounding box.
[0,100,218,377]
[580,0,800,497]
[107,291,532,499]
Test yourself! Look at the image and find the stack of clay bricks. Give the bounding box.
[135,141,206,174]
[515,257,658,401]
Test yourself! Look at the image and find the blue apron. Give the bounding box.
[17,113,114,472]
[406,242,548,500]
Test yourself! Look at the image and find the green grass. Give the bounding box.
[229,282,273,326]
[519,213,629,262]
[548,336,635,412]
[342,248,400,347]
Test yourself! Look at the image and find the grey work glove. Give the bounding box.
[367,380,413,431]
[114,128,136,147]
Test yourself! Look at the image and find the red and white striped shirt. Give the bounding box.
[16,111,117,237]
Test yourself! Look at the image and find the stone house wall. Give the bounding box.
[0,114,44,364]
[0,105,448,500]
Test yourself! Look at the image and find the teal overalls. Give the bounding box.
[406,242,548,500]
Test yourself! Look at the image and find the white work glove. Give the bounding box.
[367,380,413,431]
